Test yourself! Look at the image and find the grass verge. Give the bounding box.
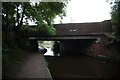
[2,46,29,78]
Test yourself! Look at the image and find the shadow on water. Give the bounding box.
[45,55,120,78]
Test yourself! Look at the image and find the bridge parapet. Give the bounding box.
[54,20,112,36]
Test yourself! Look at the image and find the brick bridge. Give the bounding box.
[22,20,112,56]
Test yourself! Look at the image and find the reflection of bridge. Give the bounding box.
[22,20,112,56]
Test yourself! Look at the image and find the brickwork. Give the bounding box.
[89,37,105,57]
[54,20,114,56]
[89,36,119,57]
[54,20,112,36]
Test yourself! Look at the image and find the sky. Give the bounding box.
[54,0,112,24]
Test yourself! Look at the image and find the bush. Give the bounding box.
[38,23,56,36]
[2,46,24,64]
[20,24,56,36]
[53,41,59,56]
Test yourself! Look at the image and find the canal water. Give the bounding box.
[38,41,54,56]
[38,41,120,78]
[45,55,120,78]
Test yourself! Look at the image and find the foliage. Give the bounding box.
[53,41,60,56]
[111,2,119,24]
[105,33,120,45]
[20,24,56,35]
[2,2,67,32]
[37,23,56,35]
[107,1,120,45]
[2,2,68,47]
[2,45,25,64]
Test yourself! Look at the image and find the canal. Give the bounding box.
[38,41,120,78]
[45,55,120,78]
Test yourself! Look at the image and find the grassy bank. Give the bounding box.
[2,46,29,78]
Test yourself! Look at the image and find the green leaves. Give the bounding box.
[111,2,119,24]
[2,2,67,35]
[108,1,120,44]
[38,23,56,35]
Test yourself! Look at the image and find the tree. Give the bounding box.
[111,2,118,25]
[106,1,120,45]
[2,2,68,47]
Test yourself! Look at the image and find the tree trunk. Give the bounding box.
[19,3,25,27]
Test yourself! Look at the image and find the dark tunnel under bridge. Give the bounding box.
[59,39,96,56]
[28,35,101,56]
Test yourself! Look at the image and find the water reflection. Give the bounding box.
[44,47,54,56]
[45,55,120,78]
[38,41,54,56]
